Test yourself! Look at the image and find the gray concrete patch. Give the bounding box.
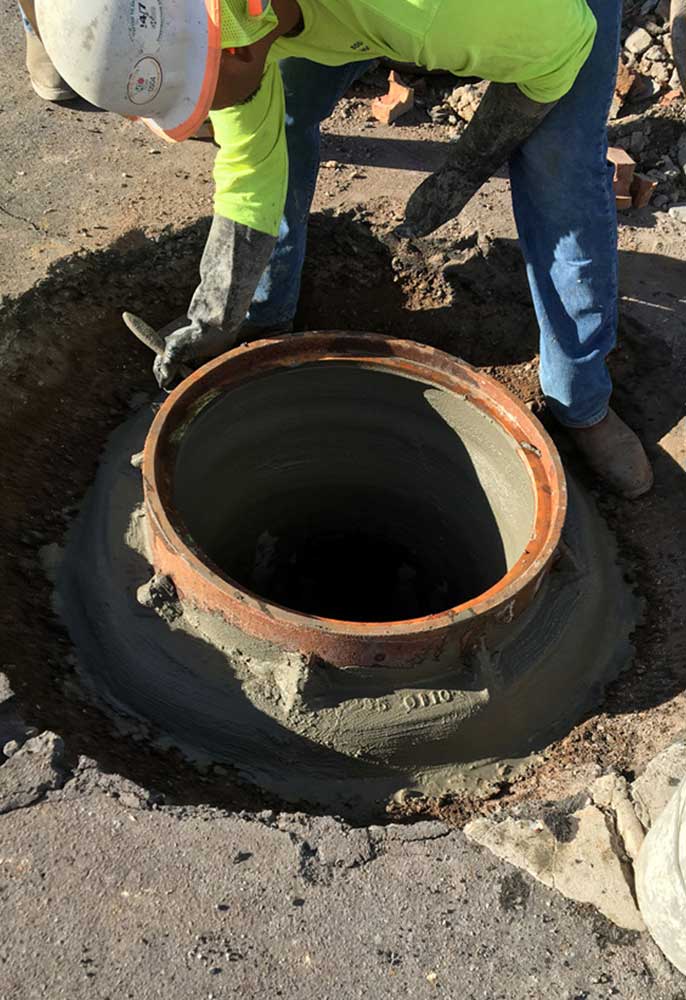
[55,401,639,813]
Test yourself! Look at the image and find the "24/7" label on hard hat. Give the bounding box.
[128,0,163,46]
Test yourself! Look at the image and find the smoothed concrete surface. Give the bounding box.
[56,404,638,812]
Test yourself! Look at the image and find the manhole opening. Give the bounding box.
[172,363,536,622]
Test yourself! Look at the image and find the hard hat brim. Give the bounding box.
[142,0,223,143]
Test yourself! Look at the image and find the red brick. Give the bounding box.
[615,58,637,100]
[608,146,636,196]
[371,70,415,125]
[630,173,658,209]
[659,89,683,106]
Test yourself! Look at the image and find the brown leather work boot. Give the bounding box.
[566,408,654,499]
[26,31,76,102]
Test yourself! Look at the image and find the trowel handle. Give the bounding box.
[122,311,193,383]
[122,312,166,356]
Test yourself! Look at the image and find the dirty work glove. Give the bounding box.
[396,83,557,239]
[673,0,686,93]
[154,216,276,388]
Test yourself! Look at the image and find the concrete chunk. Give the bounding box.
[466,804,645,931]
[591,772,645,862]
[632,740,686,828]
[0,731,68,815]
[625,27,653,55]
[0,672,29,753]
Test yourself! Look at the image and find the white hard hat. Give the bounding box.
[34,0,277,142]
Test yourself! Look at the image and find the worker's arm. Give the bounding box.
[153,217,275,387]
[398,83,556,238]
[400,0,599,237]
[153,61,287,387]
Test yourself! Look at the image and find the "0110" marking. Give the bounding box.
[403,690,453,712]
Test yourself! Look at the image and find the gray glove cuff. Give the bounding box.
[455,83,557,183]
[401,83,558,237]
[186,216,277,343]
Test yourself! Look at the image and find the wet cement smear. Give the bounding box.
[56,404,639,813]
[172,364,533,621]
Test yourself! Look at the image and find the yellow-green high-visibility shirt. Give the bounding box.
[210,0,597,236]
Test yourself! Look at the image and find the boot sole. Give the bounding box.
[30,78,77,102]
[620,467,655,501]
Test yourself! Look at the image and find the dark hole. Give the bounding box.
[172,364,534,623]
[220,526,461,622]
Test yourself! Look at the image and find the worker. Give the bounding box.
[32,0,670,499]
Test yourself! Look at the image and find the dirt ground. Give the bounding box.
[1,9,686,826]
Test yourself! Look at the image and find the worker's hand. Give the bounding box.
[153,323,235,388]
[150,215,276,389]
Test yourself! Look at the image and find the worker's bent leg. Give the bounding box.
[509,0,621,428]
[246,58,375,329]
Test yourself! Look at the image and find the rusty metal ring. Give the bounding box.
[142,333,567,667]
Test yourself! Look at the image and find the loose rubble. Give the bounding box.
[0,730,68,815]
[616,0,682,111]
[466,742,686,937]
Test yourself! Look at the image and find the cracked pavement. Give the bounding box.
[0,726,684,999]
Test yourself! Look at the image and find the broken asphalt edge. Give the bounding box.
[3,665,685,946]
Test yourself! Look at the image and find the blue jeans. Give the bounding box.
[246,59,376,330]
[18,3,33,33]
[248,0,620,428]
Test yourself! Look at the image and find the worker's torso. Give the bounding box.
[209,0,598,237]
[271,0,433,68]
[269,0,597,106]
